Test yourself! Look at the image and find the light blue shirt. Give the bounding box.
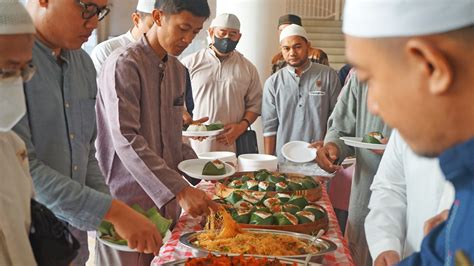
[13,40,112,231]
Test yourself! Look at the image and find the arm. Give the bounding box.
[85,122,110,195]
[328,68,343,114]
[365,130,407,262]
[99,58,190,209]
[261,78,278,156]
[13,116,112,231]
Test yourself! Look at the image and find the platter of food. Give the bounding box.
[161,254,322,265]
[340,131,387,150]
[182,122,225,137]
[178,159,236,180]
[216,170,322,202]
[209,191,328,234]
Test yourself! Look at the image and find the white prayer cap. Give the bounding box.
[279,24,309,43]
[0,0,35,35]
[210,13,240,30]
[136,0,156,13]
[343,0,474,38]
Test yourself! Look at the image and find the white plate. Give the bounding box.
[341,157,356,166]
[182,128,224,137]
[178,159,236,181]
[281,141,317,163]
[340,137,386,150]
[97,230,171,253]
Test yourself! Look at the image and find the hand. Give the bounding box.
[177,187,219,217]
[216,122,246,145]
[182,111,193,125]
[371,138,389,155]
[315,142,341,173]
[308,140,324,150]
[374,250,401,266]
[104,200,162,255]
[424,209,449,236]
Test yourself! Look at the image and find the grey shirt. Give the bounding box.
[262,62,341,160]
[13,41,112,231]
[324,74,392,266]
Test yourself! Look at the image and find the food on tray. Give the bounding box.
[199,209,319,256]
[98,205,171,245]
[362,131,384,144]
[184,254,298,266]
[211,191,325,226]
[183,122,224,132]
[220,170,320,193]
[202,160,226,175]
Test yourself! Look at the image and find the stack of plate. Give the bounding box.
[237,154,278,172]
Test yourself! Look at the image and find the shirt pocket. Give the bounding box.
[79,98,97,143]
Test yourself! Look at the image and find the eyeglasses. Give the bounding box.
[76,0,110,21]
[0,64,36,82]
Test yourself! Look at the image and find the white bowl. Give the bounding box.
[238,154,278,172]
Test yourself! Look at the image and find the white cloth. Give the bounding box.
[343,0,474,38]
[0,76,26,132]
[0,131,36,266]
[279,24,308,43]
[210,13,240,30]
[0,0,35,34]
[181,48,262,154]
[136,0,155,13]
[90,31,136,74]
[365,130,455,260]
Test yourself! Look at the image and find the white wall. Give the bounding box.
[216,0,285,153]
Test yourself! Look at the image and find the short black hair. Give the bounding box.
[155,0,211,19]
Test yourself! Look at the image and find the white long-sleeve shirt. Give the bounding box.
[0,131,36,266]
[365,130,455,260]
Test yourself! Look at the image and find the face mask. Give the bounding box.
[213,36,238,54]
[0,76,26,132]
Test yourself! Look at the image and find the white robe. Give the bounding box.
[365,129,455,260]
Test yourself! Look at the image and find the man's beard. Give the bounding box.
[287,58,307,68]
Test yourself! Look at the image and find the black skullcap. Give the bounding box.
[278,14,302,27]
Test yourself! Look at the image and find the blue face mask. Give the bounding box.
[213,36,238,54]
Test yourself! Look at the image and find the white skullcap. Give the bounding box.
[343,0,474,38]
[279,24,309,43]
[136,0,155,13]
[0,0,35,34]
[210,13,240,30]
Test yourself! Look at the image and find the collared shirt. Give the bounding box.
[91,31,195,117]
[0,131,36,266]
[13,40,112,231]
[365,129,454,260]
[400,137,474,266]
[271,47,329,74]
[181,48,262,154]
[96,37,196,220]
[262,61,342,160]
[323,74,391,266]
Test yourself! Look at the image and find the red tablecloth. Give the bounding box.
[151,181,354,265]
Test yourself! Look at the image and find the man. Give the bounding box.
[13,0,163,265]
[181,13,262,154]
[90,0,196,122]
[95,0,217,264]
[271,14,329,74]
[313,74,391,266]
[262,24,341,160]
[342,0,473,264]
[0,1,36,265]
[365,129,454,265]
[90,0,155,74]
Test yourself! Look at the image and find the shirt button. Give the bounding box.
[299,104,302,107]
[69,133,75,140]
[73,165,78,171]
[65,102,70,108]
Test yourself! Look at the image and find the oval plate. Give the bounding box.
[178,159,236,181]
[179,228,337,259]
[162,256,322,266]
[340,136,386,150]
[97,230,171,252]
[182,128,224,137]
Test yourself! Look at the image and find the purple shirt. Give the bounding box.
[96,37,196,220]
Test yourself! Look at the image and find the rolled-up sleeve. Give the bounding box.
[244,64,263,115]
[13,116,112,231]
[99,56,189,208]
[262,77,279,137]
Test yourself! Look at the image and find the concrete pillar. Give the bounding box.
[216,0,285,153]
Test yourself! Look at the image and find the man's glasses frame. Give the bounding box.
[76,0,110,21]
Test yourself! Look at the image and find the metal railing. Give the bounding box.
[284,0,344,20]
